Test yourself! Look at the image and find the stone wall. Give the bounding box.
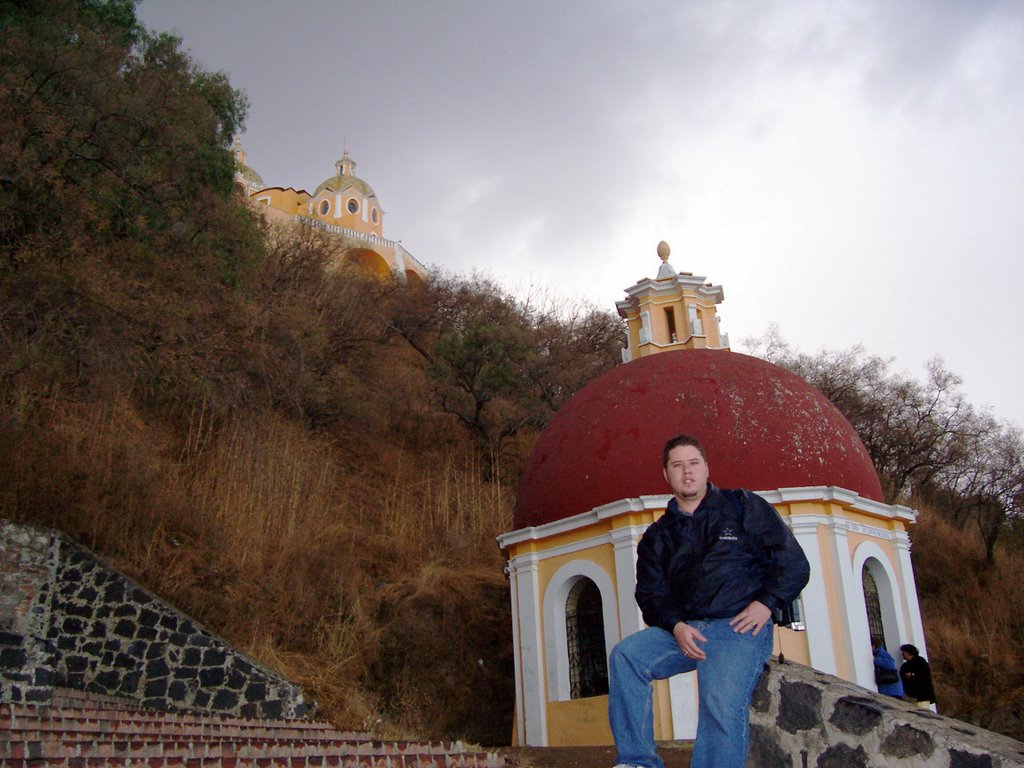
[750,657,1024,767]
[0,520,309,718]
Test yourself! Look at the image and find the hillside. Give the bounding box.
[3,0,1023,746]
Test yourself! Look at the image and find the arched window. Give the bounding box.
[565,578,608,699]
[862,564,884,641]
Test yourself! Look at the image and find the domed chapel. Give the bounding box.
[232,140,428,284]
[497,243,929,746]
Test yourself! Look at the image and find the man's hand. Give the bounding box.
[729,600,772,635]
[673,622,707,660]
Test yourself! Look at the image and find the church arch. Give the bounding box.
[565,578,609,698]
[852,542,907,652]
[543,559,619,702]
[343,248,391,278]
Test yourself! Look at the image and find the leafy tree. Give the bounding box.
[0,0,252,271]
[0,0,260,412]
[386,273,623,473]
[527,299,625,412]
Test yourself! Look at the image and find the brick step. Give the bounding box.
[1,702,347,734]
[48,687,148,711]
[0,735,484,759]
[0,757,498,768]
[0,699,504,768]
[0,720,344,745]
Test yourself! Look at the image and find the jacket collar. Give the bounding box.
[666,482,724,517]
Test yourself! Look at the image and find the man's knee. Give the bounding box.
[609,638,630,670]
[610,631,649,674]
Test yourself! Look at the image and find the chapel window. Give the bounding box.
[665,307,678,343]
[862,564,884,641]
[566,578,609,699]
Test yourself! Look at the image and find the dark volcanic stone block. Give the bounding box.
[778,680,822,734]
[949,749,995,768]
[199,666,226,687]
[881,723,935,759]
[751,669,772,713]
[144,677,168,698]
[747,722,792,768]
[0,646,27,669]
[817,743,868,768]
[212,689,239,710]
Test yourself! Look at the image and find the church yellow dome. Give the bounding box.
[313,151,377,199]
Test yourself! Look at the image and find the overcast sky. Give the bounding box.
[138,1,1024,428]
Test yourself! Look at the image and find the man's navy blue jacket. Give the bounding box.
[635,482,811,631]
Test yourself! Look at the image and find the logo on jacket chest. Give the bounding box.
[718,525,739,542]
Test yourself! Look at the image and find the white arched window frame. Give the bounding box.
[688,305,704,337]
[638,311,652,345]
[852,542,909,674]
[543,560,620,702]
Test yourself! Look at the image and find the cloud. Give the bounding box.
[138,0,1024,426]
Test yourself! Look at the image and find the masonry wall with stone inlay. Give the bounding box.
[749,657,1024,767]
[0,520,309,718]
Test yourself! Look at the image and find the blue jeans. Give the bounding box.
[608,620,772,768]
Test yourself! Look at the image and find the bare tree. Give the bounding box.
[743,327,1023,558]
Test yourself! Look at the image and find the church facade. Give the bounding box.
[497,243,929,746]
[232,141,428,283]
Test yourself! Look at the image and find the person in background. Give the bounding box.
[899,643,937,709]
[871,636,903,698]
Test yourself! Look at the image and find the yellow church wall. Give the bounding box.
[252,187,311,216]
[647,296,677,344]
[775,626,811,665]
[693,303,720,347]
[547,696,613,745]
[524,510,689,747]
[504,512,659,747]
[536,543,617,594]
[309,188,383,237]
[776,499,857,678]
[542,677,674,746]
[622,284,723,351]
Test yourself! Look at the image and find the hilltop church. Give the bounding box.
[232,140,428,284]
[497,242,929,746]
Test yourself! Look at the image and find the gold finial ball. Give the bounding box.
[657,240,671,262]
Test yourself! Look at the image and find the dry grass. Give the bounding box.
[911,508,1024,740]
[0,379,517,740]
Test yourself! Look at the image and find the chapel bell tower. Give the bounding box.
[615,241,729,362]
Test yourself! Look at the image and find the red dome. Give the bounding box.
[514,349,883,529]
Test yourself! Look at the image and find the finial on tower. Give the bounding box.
[336,150,356,177]
[656,240,676,279]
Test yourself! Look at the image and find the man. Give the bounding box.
[899,644,937,710]
[608,433,810,768]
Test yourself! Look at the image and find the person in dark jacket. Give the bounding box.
[899,643,937,709]
[608,434,810,768]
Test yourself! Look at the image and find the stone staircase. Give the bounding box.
[0,690,505,768]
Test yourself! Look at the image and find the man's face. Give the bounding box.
[663,444,709,506]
